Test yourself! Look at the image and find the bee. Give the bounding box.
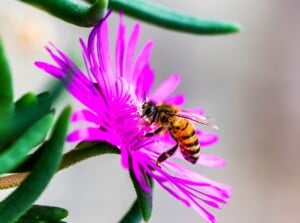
[141,101,217,166]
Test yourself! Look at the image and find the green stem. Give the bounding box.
[0,142,119,189]
[119,199,141,223]
[129,167,153,222]
[59,141,119,170]
[19,0,108,27]
[108,0,240,34]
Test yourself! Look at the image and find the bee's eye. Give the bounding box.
[144,105,155,116]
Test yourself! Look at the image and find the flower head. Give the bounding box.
[36,11,230,223]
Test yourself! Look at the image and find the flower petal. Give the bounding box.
[120,144,129,169]
[150,74,181,102]
[67,127,120,146]
[190,202,217,223]
[153,175,191,207]
[36,46,108,114]
[197,154,226,168]
[71,109,97,121]
[185,108,205,115]
[34,62,64,79]
[115,12,126,77]
[164,94,186,106]
[87,14,115,99]
[198,130,219,147]
[124,23,140,80]
[131,41,154,84]
[131,154,152,192]
[163,160,231,199]
[135,64,154,98]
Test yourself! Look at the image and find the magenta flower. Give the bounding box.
[36,11,230,223]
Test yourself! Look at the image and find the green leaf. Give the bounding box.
[0,37,14,122]
[0,90,55,149]
[108,0,241,35]
[0,106,71,223]
[0,92,37,147]
[17,220,66,223]
[129,167,153,222]
[13,92,51,126]
[0,112,54,174]
[19,204,68,221]
[13,82,64,128]
[38,81,65,106]
[16,220,47,223]
[119,199,142,223]
[14,93,38,111]
[19,0,108,26]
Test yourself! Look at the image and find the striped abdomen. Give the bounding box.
[171,118,200,164]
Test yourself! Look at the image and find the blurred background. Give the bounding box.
[1,0,300,222]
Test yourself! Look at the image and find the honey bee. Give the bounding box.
[141,101,217,166]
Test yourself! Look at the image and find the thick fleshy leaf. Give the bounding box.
[0,93,38,149]
[129,167,153,222]
[14,91,53,120]
[19,204,68,221]
[17,220,66,223]
[0,93,48,150]
[36,81,65,109]
[0,112,54,174]
[0,106,71,222]
[0,86,61,150]
[19,0,108,27]
[0,38,13,122]
[14,93,38,111]
[108,0,241,35]
[119,199,142,223]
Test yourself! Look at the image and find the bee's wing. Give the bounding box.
[175,110,219,130]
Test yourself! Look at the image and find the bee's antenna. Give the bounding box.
[143,92,147,102]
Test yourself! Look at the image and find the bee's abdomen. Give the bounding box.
[172,120,200,164]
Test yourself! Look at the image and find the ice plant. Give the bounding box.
[35,11,230,223]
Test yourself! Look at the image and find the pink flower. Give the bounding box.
[36,11,230,223]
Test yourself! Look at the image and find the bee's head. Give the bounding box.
[141,101,157,119]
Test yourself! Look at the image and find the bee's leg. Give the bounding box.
[150,112,159,124]
[156,142,178,167]
[145,127,163,137]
